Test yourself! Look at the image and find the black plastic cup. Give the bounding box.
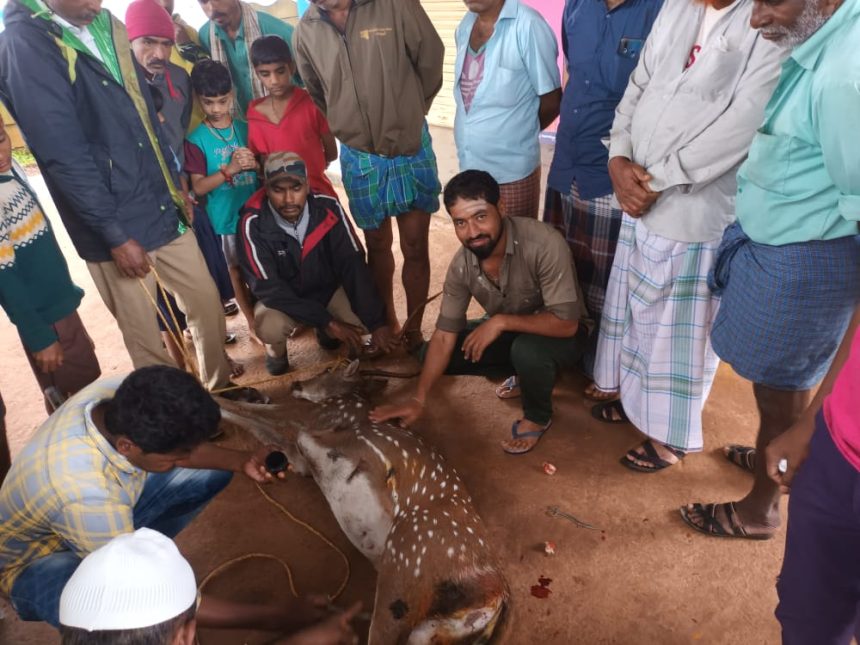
[265,450,289,475]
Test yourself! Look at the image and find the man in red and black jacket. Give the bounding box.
[238,152,395,374]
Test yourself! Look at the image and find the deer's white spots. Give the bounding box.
[453,530,459,537]
[356,402,363,408]
[416,556,422,567]
[428,530,434,538]
[431,471,437,480]
[452,521,458,527]
[402,450,409,461]
[421,545,427,555]
[460,544,466,552]
[421,486,427,495]
[442,511,450,517]
[405,557,410,568]
[412,544,416,553]
[440,481,447,489]
[418,534,423,542]
[467,527,474,534]
[478,538,485,546]
[447,547,455,558]
[433,518,438,525]
[419,466,426,479]
[430,494,435,501]
[453,484,459,491]
[414,567,421,578]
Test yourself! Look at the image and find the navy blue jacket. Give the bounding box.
[0,1,182,262]
[238,190,386,332]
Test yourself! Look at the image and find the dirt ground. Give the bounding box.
[0,128,785,644]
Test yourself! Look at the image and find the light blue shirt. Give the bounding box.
[453,0,560,184]
[735,0,860,245]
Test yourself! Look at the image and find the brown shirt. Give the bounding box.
[436,217,584,333]
[293,0,444,157]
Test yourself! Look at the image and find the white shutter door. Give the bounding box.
[421,0,465,129]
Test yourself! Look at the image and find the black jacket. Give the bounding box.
[238,190,386,331]
[0,1,182,262]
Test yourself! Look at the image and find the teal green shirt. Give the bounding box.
[735,0,860,245]
[199,12,297,114]
[186,120,259,235]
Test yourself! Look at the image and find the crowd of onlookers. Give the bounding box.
[0,0,858,642]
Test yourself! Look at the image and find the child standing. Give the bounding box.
[185,60,260,344]
[0,115,101,416]
[247,36,338,198]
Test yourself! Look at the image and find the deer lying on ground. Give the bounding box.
[220,361,509,644]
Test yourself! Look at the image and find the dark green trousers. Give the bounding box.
[436,321,587,426]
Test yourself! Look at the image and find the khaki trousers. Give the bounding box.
[254,287,363,357]
[87,231,230,390]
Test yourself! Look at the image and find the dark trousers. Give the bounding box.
[441,321,586,426]
[776,411,860,644]
[21,311,101,414]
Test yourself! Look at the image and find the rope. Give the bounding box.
[136,269,198,380]
[195,483,352,643]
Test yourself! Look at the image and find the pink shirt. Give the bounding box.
[824,324,860,471]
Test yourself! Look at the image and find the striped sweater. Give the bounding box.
[0,162,83,352]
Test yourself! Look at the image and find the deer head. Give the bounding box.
[291,360,389,403]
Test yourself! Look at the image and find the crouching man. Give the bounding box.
[238,152,395,375]
[58,528,361,645]
[0,366,352,638]
[371,170,587,454]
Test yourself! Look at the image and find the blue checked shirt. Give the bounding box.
[0,376,146,595]
[547,0,663,200]
[453,0,560,184]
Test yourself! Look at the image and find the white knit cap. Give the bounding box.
[59,528,197,631]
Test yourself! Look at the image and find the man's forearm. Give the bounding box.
[496,311,578,338]
[414,329,458,402]
[538,89,562,130]
[197,596,308,632]
[178,442,247,473]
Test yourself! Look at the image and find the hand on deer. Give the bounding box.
[462,315,505,363]
[325,320,364,351]
[277,601,362,645]
[243,444,288,484]
[368,397,424,427]
[370,325,396,353]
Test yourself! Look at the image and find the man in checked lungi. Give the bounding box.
[682,0,860,541]
[543,0,662,388]
[588,0,784,472]
[294,0,445,353]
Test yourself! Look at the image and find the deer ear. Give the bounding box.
[344,359,361,378]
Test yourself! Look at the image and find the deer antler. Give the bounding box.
[393,290,442,345]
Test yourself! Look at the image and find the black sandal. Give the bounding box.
[621,440,686,472]
[723,444,756,473]
[590,399,629,424]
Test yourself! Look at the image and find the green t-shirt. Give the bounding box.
[185,120,259,235]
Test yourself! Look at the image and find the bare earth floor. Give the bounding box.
[0,130,783,644]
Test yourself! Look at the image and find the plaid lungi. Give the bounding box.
[499,166,541,218]
[543,183,623,318]
[710,222,860,390]
[339,123,441,231]
[593,214,721,452]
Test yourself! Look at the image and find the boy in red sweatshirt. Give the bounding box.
[246,36,338,199]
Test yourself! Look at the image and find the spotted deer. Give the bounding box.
[221,361,509,644]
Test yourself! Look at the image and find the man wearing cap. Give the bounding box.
[0,367,280,627]
[126,0,191,170]
[238,152,395,374]
[58,528,362,644]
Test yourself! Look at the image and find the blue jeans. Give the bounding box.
[9,467,231,627]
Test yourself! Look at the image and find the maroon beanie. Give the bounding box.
[125,0,175,42]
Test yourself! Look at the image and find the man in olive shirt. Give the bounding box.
[371,170,586,454]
